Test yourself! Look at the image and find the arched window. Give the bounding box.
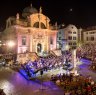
[33,22,39,28]
[41,22,46,29]
[33,22,46,29]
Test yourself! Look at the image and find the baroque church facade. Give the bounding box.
[5,4,57,56]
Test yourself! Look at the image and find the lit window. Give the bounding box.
[69,43,72,45]
[86,37,88,41]
[68,36,72,40]
[91,37,94,41]
[68,31,72,34]
[73,37,76,40]
[22,36,26,45]
[73,32,76,34]
[59,32,61,34]
[59,37,61,40]
[73,42,77,45]
[90,32,95,34]
[50,37,53,44]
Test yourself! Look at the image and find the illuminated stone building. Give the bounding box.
[83,26,96,43]
[5,5,57,56]
[1,4,58,62]
[57,24,78,49]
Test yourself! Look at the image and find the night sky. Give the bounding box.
[0,0,96,30]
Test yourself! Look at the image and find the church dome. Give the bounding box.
[22,4,38,18]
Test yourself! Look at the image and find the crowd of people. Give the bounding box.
[51,73,96,95]
[80,43,96,59]
[21,51,72,76]
[19,43,96,94]
[0,42,96,95]
[78,43,96,71]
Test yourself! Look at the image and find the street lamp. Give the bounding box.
[7,41,15,47]
[7,40,15,54]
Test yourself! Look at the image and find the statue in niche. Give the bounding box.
[39,6,42,13]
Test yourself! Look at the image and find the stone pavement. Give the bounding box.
[78,58,96,81]
[0,67,64,95]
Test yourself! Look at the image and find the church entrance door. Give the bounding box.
[37,43,42,53]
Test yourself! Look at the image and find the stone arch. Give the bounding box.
[30,13,50,29]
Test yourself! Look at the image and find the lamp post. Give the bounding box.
[7,41,15,47]
[7,40,15,54]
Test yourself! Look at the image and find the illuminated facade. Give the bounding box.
[83,28,96,43]
[5,5,57,55]
[57,24,78,49]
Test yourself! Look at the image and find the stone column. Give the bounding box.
[38,14,41,29]
[72,49,79,76]
[30,35,32,52]
[47,32,50,52]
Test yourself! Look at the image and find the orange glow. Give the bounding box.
[7,41,15,47]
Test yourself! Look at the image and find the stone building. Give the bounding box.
[57,24,78,49]
[83,26,96,43]
[2,4,57,62]
[5,5,57,55]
